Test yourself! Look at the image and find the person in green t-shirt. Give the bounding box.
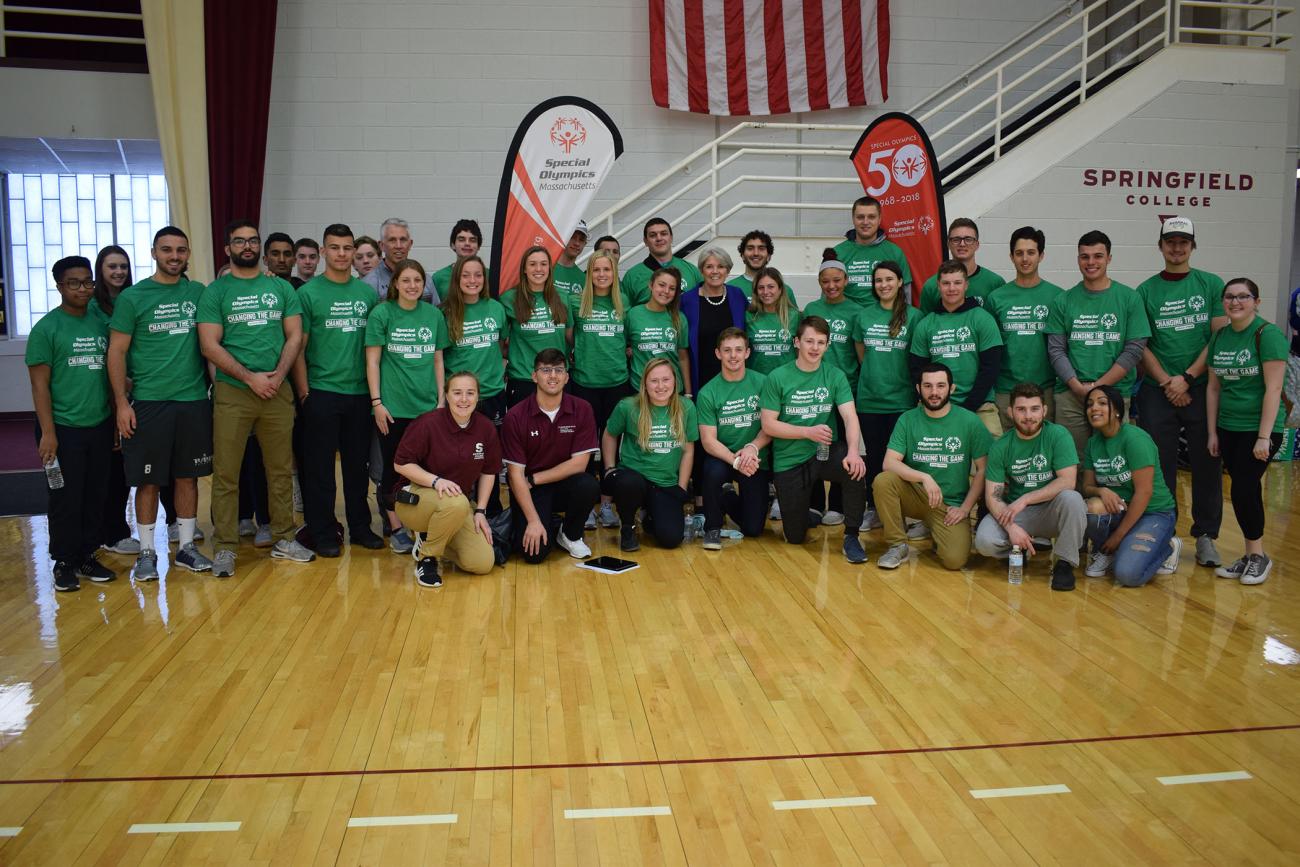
[974,383,1085,590]
[500,245,569,406]
[441,254,507,426]
[621,217,703,306]
[917,218,1005,314]
[1045,230,1151,471]
[601,357,699,552]
[987,226,1062,424]
[874,363,991,571]
[1081,384,1179,588]
[292,223,385,557]
[759,315,868,563]
[552,220,589,298]
[107,226,214,579]
[26,254,116,591]
[198,220,314,575]
[730,230,800,306]
[626,267,691,392]
[1206,277,1287,586]
[831,195,914,307]
[696,328,774,548]
[428,218,493,302]
[745,266,799,374]
[1134,217,1228,568]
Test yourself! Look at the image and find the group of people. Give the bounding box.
[26,196,1288,593]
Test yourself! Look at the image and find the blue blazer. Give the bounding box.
[680,284,749,387]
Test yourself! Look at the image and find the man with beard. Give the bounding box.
[551,220,590,298]
[198,220,317,577]
[974,382,1086,591]
[263,233,296,284]
[730,230,798,305]
[874,363,991,570]
[621,218,703,306]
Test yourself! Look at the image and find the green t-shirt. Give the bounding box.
[1084,423,1175,513]
[730,273,799,307]
[606,396,699,487]
[364,301,449,419]
[1208,317,1288,434]
[1044,281,1149,393]
[567,292,628,389]
[886,405,992,506]
[25,306,112,427]
[803,297,861,384]
[431,264,491,301]
[745,309,797,374]
[985,279,1062,393]
[500,289,567,381]
[908,304,1003,404]
[986,421,1077,502]
[552,263,586,298]
[297,274,378,395]
[918,265,1006,315]
[625,304,688,390]
[622,257,702,307]
[1136,268,1223,382]
[832,237,913,307]
[696,369,770,469]
[758,360,854,472]
[108,276,209,402]
[443,297,506,398]
[198,273,301,389]
[853,303,923,414]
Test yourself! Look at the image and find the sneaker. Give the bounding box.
[861,509,883,531]
[769,500,782,521]
[702,528,722,550]
[1240,553,1272,586]
[271,539,316,563]
[212,550,236,578]
[175,543,213,573]
[1051,560,1076,592]
[842,535,867,564]
[584,509,598,531]
[1195,536,1221,567]
[556,531,592,559]
[821,510,845,526]
[598,502,620,528]
[389,527,415,554]
[166,523,205,544]
[238,519,257,537]
[876,543,911,570]
[105,536,141,555]
[253,525,274,548]
[133,550,160,582]
[351,528,385,550]
[53,561,80,592]
[1156,536,1182,575]
[76,554,115,583]
[807,509,823,527]
[1215,556,1248,580]
[415,556,442,587]
[1085,551,1113,578]
[906,522,931,541]
[620,524,640,552]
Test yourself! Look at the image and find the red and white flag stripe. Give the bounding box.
[650,0,889,116]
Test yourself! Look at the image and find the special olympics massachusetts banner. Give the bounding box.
[489,97,624,295]
[849,112,946,306]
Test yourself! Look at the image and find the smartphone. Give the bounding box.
[394,488,420,506]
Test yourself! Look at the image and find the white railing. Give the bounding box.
[586,0,1291,265]
[0,3,145,58]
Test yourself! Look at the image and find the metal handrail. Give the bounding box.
[0,1,144,58]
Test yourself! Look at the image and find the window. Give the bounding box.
[3,172,169,337]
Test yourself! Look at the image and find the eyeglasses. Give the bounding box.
[947,236,978,246]
[1223,293,1255,302]
[229,236,261,249]
[535,366,567,376]
[59,278,95,290]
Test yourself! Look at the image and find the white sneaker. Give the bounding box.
[1156,536,1182,575]
[1085,551,1113,578]
[556,531,592,559]
[861,509,883,531]
[876,543,911,570]
[906,522,931,540]
[821,510,845,526]
[1240,553,1272,586]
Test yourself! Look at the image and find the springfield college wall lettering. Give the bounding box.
[1082,168,1254,207]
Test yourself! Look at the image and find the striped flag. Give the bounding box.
[649,0,890,116]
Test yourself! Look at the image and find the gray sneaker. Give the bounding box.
[584,509,598,531]
[238,519,257,537]
[598,502,620,528]
[175,543,213,572]
[133,549,159,582]
[1215,556,1248,580]
[906,521,931,540]
[271,538,316,563]
[1240,553,1272,586]
[105,536,141,555]
[861,509,883,531]
[389,527,415,554]
[877,543,911,569]
[212,549,236,578]
[1195,536,1221,567]
[702,528,722,550]
[254,524,274,548]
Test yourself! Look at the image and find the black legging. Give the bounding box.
[376,417,415,514]
[1218,428,1282,541]
[858,411,903,509]
[601,467,688,549]
[569,381,633,480]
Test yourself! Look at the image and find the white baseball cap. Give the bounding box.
[572,220,590,238]
[1160,216,1195,240]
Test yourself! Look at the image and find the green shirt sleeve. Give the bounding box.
[282,280,302,318]
[975,309,1003,349]
[1044,293,1067,336]
[758,371,782,413]
[986,436,1008,483]
[695,385,719,427]
[1124,288,1151,340]
[970,415,992,459]
[830,366,853,406]
[298,289,316,337]
[908,316,931,358]
[197,282,222,325]
[886,412,910,454]
[683,399,700,442]
[1050,424,1079,469]
[108,291,138,335]
[1260,323,1289,362]
[23,320,53,367]
[364,303,387,347]
[606,397,631,438]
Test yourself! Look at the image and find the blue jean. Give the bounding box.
[1086,509,1176,587]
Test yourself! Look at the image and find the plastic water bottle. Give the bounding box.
[815,440,830,461]
[1008,545,1024,585]
[44,457,64,490]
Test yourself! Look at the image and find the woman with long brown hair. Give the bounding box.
[500,245,568,406]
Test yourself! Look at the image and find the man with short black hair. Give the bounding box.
[987,226,1062,426]
[918,218,1005,314]
[552,220,589,297]
[621,218,704,306]
[263,232,295,283]
[731,229,798,305]
[429,218,486,301]
[293,238,319,285]
[502,348,601,563]
[831,196,913,306]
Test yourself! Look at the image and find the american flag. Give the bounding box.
[649,0,890,116]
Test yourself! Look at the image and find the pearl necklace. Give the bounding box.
[703,287,727,306]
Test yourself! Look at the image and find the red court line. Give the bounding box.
[4,723,1297,787]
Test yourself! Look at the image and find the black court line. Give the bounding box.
[3,723,1298,786]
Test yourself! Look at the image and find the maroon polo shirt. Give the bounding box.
[393,408,502,496]
[500,391,598,473]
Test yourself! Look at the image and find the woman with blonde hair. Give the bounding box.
[501,245,568,406]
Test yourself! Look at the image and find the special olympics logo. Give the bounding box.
[746,395,760,411]
[1189,295,1205,311]
[944,436,962,452]
[483,317,498,331]
[891,143,928,188]
[550,117,587,154]
[814,387,830,401]
[1033,305,1049,319]
[1101,313,1118,329]
[1111,455,1127,472]
[261,293,278,308]
[919,216,935,235]
[418,326,433,342]
[181,301,196,317]
[1031,454,1048,471]
[96,336,107,351]
[352,301,368,317]
[831,318,847,332]
[778,329,791,342]
[956,326,972,342]
[1235,349,1252,366]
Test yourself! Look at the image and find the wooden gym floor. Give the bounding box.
[1,466,1299,865]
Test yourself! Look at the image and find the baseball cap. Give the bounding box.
[1160,216,1194,240]
[573,219,589,238]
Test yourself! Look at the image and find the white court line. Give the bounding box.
[772,796,877,811]
[0,827,21,837]
[970,784,1071,800]
[564,806,672,820]
[347,814,459,828]
[1158,771,1252,786]
[127,821,241,834]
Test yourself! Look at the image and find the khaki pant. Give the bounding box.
[976,401,1003,438]
[1051,388,1093,471]
[994,391,1055,428]
[872,471,971,570]
[394,486,494,574]
[212,381,296,552]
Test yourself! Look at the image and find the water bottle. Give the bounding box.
[44,457,65,490]
[1008,545,1024,585]
[815,440,830,461]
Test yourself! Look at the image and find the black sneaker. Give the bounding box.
[53,561,80,592]
[620,524,640,552]
[415,556,442,587]
[351,528,385,550]
[1051,559,1076,592]
[76,553,116,583]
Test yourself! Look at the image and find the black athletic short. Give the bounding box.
[122,398,214,485]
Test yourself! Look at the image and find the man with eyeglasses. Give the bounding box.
[198,220,317,577]
[918,218,1005,315]
[501,348,601,563]
[1135,217,1227,568]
